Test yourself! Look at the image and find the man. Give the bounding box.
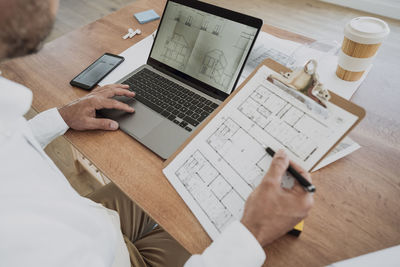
[0,1,314,266]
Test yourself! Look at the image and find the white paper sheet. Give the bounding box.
[313,136,360,171]
[163,65,359,239]
[98,32,155,86]
[328,245,400,267]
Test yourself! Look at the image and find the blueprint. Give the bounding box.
[163,65,358,239]
[150,1,257,93]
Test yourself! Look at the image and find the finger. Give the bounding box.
[114,84,130,89]
[93,84,130,94]
[263,149,289,185]
[90,86,103,93]
[95,98,135,113]
[86,118,119,130]
[102,84,130,90]
[289,160,312,183]
[90,85,110,94]
[286,164,313,195]
[289,189,315,216]
[289,178,311,195]
[104,88,135,98]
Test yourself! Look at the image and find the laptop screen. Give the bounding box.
[149,1,259,95]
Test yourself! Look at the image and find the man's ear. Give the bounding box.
[49,0,59,18]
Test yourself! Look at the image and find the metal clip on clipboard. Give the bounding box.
[267,60,331,117]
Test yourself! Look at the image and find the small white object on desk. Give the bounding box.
[122,28,133,40]
[122,28,142,40]
[129,29,141,38]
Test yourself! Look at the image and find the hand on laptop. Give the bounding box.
[58,84,135,131]
[241,150,314,247]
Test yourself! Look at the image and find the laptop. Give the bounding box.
[101,0,262,159]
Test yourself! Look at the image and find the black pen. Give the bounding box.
[265,147,316,193]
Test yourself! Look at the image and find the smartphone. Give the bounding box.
[70,53,124,90]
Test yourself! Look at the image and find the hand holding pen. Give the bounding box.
[241,149,314,246]
[266,147,316,193]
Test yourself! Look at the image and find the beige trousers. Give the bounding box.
[88,183,191,267]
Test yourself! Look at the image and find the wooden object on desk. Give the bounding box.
[0,0,399,266]
[71,147,111,186]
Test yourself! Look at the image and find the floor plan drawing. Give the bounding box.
[206,118,268,188]
[163,64,358,240]
[175,150,244,231]
[237,84,329,161]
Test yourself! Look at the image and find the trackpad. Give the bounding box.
[118,101,163,139]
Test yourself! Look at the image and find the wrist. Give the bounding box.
[241,218,263,246]
[241,218,276,247]
[57,106,71,128]
[200,221,266,266]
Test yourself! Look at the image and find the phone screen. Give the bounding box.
[71,53,124,90]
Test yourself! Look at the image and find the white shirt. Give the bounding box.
[0,76,266,267]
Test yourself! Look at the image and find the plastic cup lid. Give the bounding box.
[344,17,390,44]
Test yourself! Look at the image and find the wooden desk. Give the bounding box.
[1,0,399,265]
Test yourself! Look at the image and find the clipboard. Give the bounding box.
[163,58,365,238]
[165,58,366,171]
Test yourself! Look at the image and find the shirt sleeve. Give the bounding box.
[28,108,69,148]
[184,221,266,267]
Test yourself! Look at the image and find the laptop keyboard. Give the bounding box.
[122,68,219,132]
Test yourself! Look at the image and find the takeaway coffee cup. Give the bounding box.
[336,17,390,81]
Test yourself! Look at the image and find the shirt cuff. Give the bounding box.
[28,108,69,148]
[185,221,266,267]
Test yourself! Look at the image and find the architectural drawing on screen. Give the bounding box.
[150,1,258,92]
[198,30,255,90]
[200,50,232,89]
[162,33,190,69]
[235,32,254,49]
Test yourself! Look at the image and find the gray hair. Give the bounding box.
[0,0,54,60]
